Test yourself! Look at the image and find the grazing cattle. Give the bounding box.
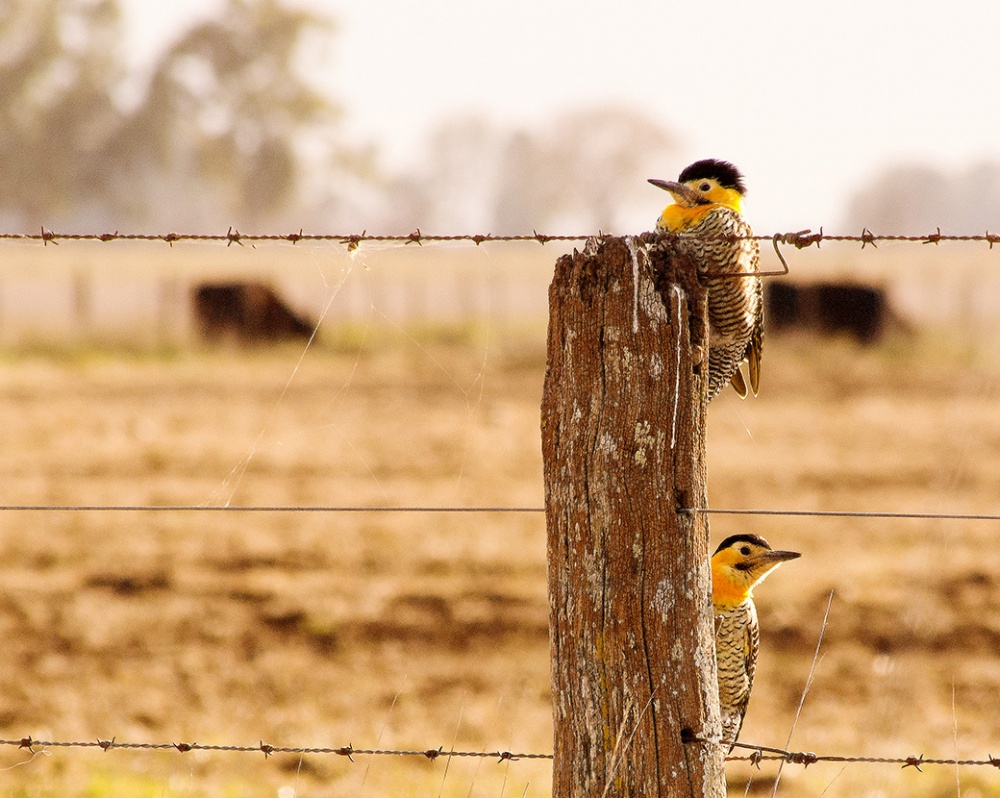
[193,282,314,344]
[765,282,891,344]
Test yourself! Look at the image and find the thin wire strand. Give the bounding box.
[727,740,1000,771]
[1,505,1000,521]
[4,736,1000,772]
[0,737,549,761]
[685,508,1000,521]
[0,504,543,513]
[770,590,835,797]
[4,227,1000,250]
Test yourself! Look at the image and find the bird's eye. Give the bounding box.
[700,182,711,192]
[739,546,751,556]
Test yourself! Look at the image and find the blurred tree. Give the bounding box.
[391,115,510,232]
[845,161,1000,235]
[110,0,346,228]
[0,0,123,225]
[492,130,560,234]
[384,105,676,235]
[0,0,364,231]
[528,106,676,232]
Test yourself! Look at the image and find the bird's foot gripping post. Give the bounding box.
[541,236,725,797]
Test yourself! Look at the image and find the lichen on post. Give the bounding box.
[541,235,724,797]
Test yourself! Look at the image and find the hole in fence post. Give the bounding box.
[540,236,724,797]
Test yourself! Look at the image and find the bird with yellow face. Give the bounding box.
[711,533,800,750]
[649,160,762,401]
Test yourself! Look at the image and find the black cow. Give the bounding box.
[765,282,891,343]
[193,282,314,344]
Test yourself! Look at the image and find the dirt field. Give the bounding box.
[1,261,1000,796]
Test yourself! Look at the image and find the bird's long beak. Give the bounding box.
[648,178,705,208]
[759,549,801,565]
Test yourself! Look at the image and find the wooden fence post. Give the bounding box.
[541,236,724,797]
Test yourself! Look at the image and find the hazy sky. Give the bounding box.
[123,0,1000,233]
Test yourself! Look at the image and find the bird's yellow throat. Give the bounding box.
[657,184,745,232]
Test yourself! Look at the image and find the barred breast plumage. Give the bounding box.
[714,597,759,749]
[673,206,762,401]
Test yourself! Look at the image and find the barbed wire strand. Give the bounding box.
[684,507,1000,521]
[3,227,1000,251]
[0,737,547,762]
[726,740,1000,771]
[0,504,543,513]
[0,504,999,521]
[4,736,1000,772]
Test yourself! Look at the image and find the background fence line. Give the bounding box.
[3,227,997,353]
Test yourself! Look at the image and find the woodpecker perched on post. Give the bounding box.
[711,533,800,750]
[649,160,762,401]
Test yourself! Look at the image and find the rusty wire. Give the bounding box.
[5,735,1000,772]
[0,503,544,513]
[0,228,585,248]
[684,507,1000,521]
[3,504,1000,522]
[0,736,549,762]
[726,740,1000,771]
[2,226,1000,251]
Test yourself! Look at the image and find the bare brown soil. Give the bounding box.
[1,323,999,797]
